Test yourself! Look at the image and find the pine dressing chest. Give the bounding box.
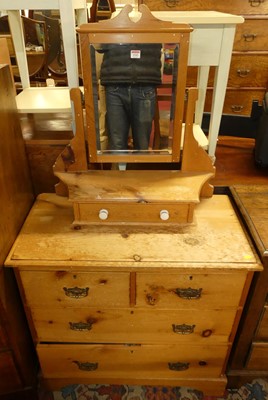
[5,193,261,395]
[4,7,263,396]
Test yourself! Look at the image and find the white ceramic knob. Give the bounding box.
[99,209,109,220]
[160,209,169,221]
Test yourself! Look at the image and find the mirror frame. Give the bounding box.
[77,4,193,164]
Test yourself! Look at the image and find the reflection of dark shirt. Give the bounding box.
[100,44,162,86]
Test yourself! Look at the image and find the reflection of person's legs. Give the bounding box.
[131,86,156,150]
[105,85,130,150]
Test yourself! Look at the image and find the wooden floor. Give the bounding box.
[20,113,268,195]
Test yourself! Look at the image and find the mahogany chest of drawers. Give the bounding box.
[228,185,268,386]
[142,0,268,119]
[5,193,261,396]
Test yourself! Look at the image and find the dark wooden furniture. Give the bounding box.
[0,64,37,399]
[140,0,268,135]
[228,185,268,387]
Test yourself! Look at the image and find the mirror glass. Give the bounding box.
[89,43,180,155]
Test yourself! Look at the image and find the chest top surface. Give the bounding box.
[5,193,261,271]
[231,185,268,257]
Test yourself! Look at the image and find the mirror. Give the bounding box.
[89,42,179,156]
[77,4,193,164]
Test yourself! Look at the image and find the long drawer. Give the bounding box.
[19,271,130,308]
[187,53,268,88]
[141,0,268,14]
[205,88,266,116]
[37,343,228,379]
[228,53,268,88]
[136,272,247,309]
[233,18,268,52]
[32,307,237,344]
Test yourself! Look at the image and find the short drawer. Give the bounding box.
[32,308,237,344]
[37,343,228,380]
[142,0,268,14]
[246,342,268,369]
[228,53,268,88]
[0,350,22,392]
[136,272,247,309]
[255,305,268,340]
[233,18,268,52]
[19,271,130,308]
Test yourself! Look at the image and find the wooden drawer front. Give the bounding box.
[205,88,266,116]
[19,271,130,308]
[247,342,268,369]
[32,308,237,344]
[0,351,22,392]
[37,343,228,379]
[228,53,268,88]
[234,19,268,51]
[75,202,195,225]
[255,305,268,340]
[142,0,268,14]
[136,273,246,309]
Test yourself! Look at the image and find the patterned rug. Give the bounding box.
[40,380,268,400]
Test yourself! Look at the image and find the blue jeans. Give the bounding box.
[105,85,156,151]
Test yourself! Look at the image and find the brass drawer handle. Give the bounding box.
[173,287,202,299]
[73,361,98,371]
[69,321,93,331]
[243,33,257,42]
[237,69,250,77]
[231,105,244,113]
[249,0,264,6]
[168,362,189,371]
[63,286,89,299]
[172,323,195,334]
[164,0,180,7]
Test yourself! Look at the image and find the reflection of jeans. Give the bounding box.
[105,85,156,151]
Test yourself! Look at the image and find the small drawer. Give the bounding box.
[19,271,130,308]
[246,342,268,370]
[136,272,246,309]
[233,19,268,52]
[32,307,237,344]
[75,201,195,225]
[37,343,228,380]
[255,305,268,340]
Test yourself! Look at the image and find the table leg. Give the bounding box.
[8,10,30,89]
[207,25,236,158]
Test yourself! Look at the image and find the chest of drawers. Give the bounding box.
[142,0,268,124]
[228,185,268,387]
[5,193,261,396]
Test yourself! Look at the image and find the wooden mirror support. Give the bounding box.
[54,4,215,226]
